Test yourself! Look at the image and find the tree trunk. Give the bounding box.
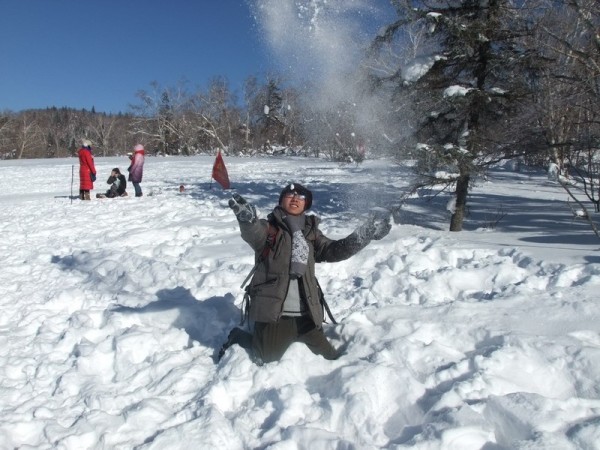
[450,172,470,231]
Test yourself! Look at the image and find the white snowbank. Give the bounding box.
[0,155,599,449]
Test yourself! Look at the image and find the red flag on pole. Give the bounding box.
[212,150,231,189]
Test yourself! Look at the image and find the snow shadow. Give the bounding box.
[398,192,452,231]
[385,335,505,447]
[110,286,240,352]
[50,249,242,356]
[186,178,406,221]
[466,191,600,252]
[53,195,80,200]
[393,171,600,248]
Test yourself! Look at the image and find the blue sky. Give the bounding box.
[0,1,269,113]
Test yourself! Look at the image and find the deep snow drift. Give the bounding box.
[1,155,599,449]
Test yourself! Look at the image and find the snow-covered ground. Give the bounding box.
[1,155,599,449]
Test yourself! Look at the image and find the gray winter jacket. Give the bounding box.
[239,206,370,326]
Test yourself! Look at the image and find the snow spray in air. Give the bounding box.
[250,0,401,216]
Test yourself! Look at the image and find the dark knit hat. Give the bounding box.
[279,183,313,210]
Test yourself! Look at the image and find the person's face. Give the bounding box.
[281,193,306,215]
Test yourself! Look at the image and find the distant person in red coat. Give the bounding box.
[128,144,145,197]
[78,140,96,200]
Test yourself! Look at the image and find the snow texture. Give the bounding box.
[1,155,599,449]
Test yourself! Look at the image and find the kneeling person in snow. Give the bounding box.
[97,168,127,198]
[223,183,391,364]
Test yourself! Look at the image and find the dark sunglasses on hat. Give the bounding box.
[283,192,306,200]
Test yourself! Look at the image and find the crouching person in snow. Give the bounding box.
[96,168,128,198]
[220,183,391,364]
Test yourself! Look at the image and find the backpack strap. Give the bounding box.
[239,223,279,325]
[316,278,337,324]
[240,223,278,289]
[238,223,337,326]
[261,223,279,260]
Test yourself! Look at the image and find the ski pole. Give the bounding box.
[71,165,74,204]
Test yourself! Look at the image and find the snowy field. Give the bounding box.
[1,155,599,450]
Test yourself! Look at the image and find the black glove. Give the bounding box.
[229,193,257,223]
[355,208,392,242]
[371,210,392,240]
[90,173,96,182]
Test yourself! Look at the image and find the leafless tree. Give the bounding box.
[0,114,13,158]
[536,0,600,212]
[130,81,190,155]
[13,113,43,159]
[87,113,118,157]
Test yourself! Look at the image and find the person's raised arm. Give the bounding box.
[229,193,268,251]
[315,210,391,262]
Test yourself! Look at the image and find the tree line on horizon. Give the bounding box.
[0,76,320,160]
[1,0,598,231]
